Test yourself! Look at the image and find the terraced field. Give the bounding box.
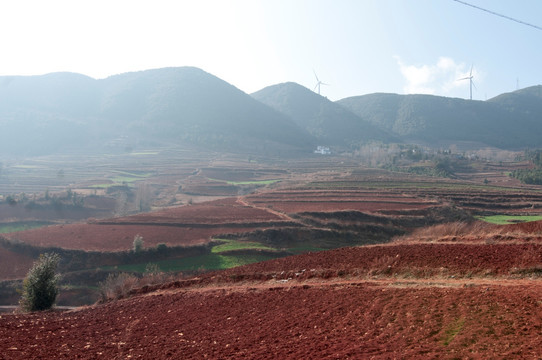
[1,225,540,359]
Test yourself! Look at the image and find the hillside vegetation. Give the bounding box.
[251,82,393,146]
[338,86,542,149]
[0,68,313,156]
[3,67,542,157]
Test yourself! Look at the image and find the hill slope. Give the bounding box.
[338,88,542,149]
[98,68,314,151]
[252,82,393,146]
[0,68,313,155]
[1,235,540,359]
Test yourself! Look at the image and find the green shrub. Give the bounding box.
[19,253,61,312]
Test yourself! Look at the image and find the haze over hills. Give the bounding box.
[1,66,542,156]
[0,67,314,156]
[251,82,394,146]
[338,86,542,150]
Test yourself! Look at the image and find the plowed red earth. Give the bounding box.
[5,198,289,251]
[502,219,542,233]
[6,224,253,251]
[245,190,437,214]
[0,247,34,280]
[256,200,434,213]
[1,280,540,359]
[112,198,285,225]
[1,238,541,359]
[217,243,542,277]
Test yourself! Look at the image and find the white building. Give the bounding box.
[314,146,331,155]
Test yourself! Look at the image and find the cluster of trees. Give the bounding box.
[509,149,542,185]
[510,169,542,185]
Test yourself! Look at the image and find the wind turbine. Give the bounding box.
[313,70,329,95]
[458,65,476,100]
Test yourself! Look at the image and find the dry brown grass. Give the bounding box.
[98,266,173,302]
[395,221,542,244]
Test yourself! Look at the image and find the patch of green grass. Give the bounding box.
[88,171,153,188]
[111,170,154,178]
[101,253,276,273]
[442,317,465,346]
[477,215,542,225]
[211,239,275,254]
[111,176,141,184]
[0,221,51,234]
[207,178,279,186]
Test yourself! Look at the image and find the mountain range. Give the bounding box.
[0,68,313,155]
[337,87,542,150]
[1,66,541,156]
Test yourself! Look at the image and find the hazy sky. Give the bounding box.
[1,0,541,101]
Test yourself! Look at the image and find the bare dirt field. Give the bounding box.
[3,198,295,251]
[1,237,540,359]
[215,242,542,278]
[1,159,542,358]
[111,198,286,225]
[4,224,251,251]
[0,247,34,280]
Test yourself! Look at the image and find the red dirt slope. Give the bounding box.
[6,223,250,251]
[0,246,34,280]
[5,198,292,251]
[217,242,542,278]
[0,280,540,359]
[1,235,541,359]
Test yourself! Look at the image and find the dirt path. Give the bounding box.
[236,195,296,222]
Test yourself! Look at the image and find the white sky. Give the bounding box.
[1,0,541,100]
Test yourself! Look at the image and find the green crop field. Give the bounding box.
[211,239,276,254]
[208,178,279,186]
[0,221,51,234]
[477,215,542,225]
[102,253,275,273]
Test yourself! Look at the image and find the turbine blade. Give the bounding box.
[313,70,319,82]
[470,64,473,77]
[471,80,477,90]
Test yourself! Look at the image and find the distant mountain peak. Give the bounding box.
[252,82,393,145]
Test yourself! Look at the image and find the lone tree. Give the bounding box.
[19,253,61,312]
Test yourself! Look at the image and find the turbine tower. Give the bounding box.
[313,70,329,95]
[458,65,476,100]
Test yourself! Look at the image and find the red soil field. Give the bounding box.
[244,189,439,214]
[0,246,34,280]
[217,242,542,278]
[502,219,542,233]
[1,229,541,358]
[5,224,256,251]
[256,200,434,214]
[5,198,293,251]
[111,198,285,225]
[0,202,114,222]
[1,279,540,359]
